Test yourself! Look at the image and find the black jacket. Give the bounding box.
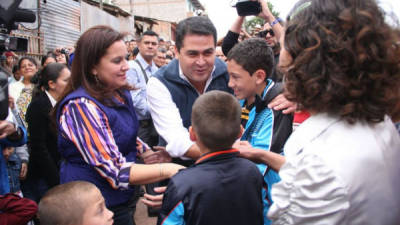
[158,150,264,225]
[25,91,60,187]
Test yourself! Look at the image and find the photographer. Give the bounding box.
[222,0,284,82]
[54,48,69,68]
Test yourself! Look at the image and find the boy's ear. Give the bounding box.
[254,69,267,84]
[237,125,244,139]
[189,126,197,142]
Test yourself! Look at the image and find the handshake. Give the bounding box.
[136,138,172,164]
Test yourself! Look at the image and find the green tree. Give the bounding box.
[244,2,280,34]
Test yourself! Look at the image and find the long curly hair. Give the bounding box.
[282,0,400,124]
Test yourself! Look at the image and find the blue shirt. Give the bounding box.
[126,54,158,120]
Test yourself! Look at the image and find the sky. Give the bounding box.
[199,0,400,39]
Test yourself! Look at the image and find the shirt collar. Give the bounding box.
[137,54,155,71]
[195,149,239,164]
[284,113,340,157]
[45,90,57,107]
[178,63,216,95]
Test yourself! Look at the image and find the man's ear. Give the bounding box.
[237,125,244,139]
[189,126,197,142]
[254,69,267,85]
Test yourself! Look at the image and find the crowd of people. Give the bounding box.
[0,0,400,224]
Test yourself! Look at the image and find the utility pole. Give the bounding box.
[100,0,103,10]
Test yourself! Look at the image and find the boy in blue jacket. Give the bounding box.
[158,90,264,225]
[227,38,293,225]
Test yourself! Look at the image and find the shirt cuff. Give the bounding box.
[166,136,194,158]
[117,161,135,189]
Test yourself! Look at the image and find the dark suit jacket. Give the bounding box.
[25,91,60,187]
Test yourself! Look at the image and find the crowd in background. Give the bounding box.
[0,0,400,225]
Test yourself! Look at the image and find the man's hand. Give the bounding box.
[142,146,172,164]
[268,93,297,114]
[142,186,167,209]
[0,121,17,139]
[257,0,273,21]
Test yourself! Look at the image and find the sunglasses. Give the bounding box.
[256,29,274,37]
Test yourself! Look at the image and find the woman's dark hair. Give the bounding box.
[58,25,130,106]
[41,52,57,66]
[12,64,19,74]
[18,57,38,69]
[32,63,68,98]
[282,0,400,124]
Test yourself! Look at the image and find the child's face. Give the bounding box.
[80,188,114,225]
[227,59,259,101]
[2,147,15,161]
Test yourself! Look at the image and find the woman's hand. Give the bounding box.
[162,163,185,178]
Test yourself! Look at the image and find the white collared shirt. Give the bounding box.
[45,90,57,107]
[146,63,216,158]
[268,113,400,224]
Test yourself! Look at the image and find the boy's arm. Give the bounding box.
[234,141,285,172]
[157,180,185,225]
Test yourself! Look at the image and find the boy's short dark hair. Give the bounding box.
[175,16,217,52]
[38,181,97,225]
[227,38,274,79]
[191,90,241,151]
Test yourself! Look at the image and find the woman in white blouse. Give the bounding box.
[236,0,400,224]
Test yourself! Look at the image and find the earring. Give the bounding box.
[94,74,100,84]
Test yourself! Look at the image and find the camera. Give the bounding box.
[60,48,69,55]
[235,0,261,17]
[0,0,36,120]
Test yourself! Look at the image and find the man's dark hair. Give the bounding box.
[175,16,217,52]
[227,38,274,79]
[191,90,241,152]
[137,30,159,42]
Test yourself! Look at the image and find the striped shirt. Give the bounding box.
[59,97,134,190]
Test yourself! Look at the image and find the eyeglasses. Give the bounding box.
[256,29,274,38]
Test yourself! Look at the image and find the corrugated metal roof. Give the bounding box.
[40,0,81,52]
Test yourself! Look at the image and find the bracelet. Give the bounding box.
[270,18,282,27]
[159,163,164,177]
